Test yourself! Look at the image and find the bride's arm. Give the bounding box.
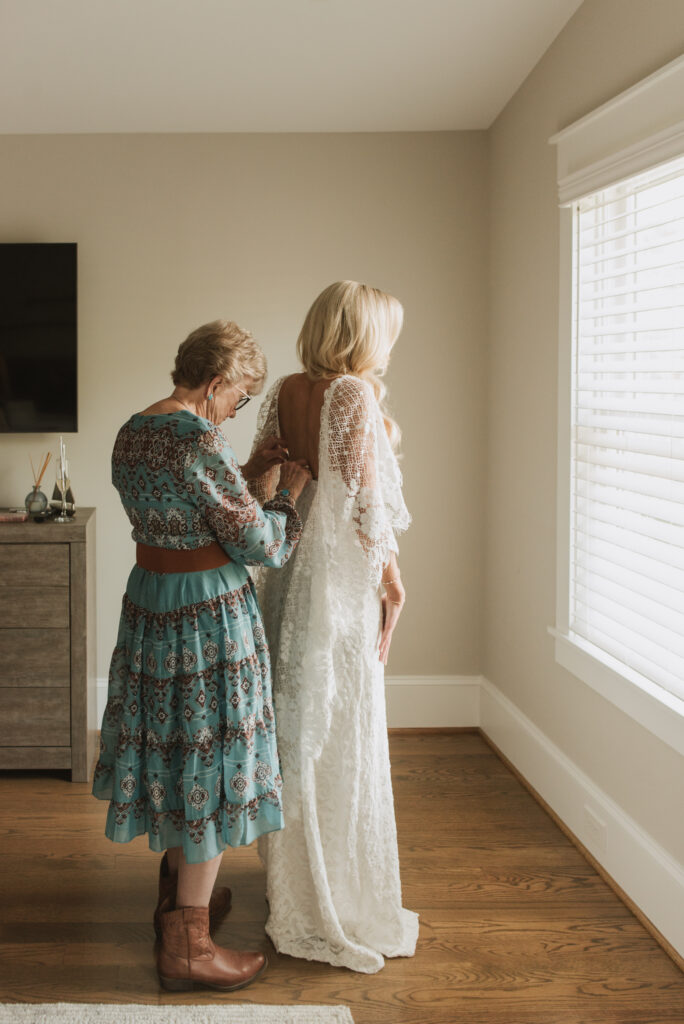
[326,377,410,663]
[382,551,405,602]
[328,377,409,582]
[379,551,406,665]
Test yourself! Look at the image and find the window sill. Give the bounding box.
[548,627,684,757]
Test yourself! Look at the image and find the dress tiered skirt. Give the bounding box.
[92,561,284,863]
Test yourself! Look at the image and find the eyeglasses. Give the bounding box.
[234,386,251,411]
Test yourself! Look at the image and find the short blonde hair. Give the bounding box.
[296,281,403,448]
[172,319,267,393]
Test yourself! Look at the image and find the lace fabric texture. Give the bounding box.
[251,376,417,973]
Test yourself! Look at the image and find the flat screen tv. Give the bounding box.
[0,243,77,433]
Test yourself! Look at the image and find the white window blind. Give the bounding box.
[571,153,684,703]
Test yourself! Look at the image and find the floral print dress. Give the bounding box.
[92,411,301,863]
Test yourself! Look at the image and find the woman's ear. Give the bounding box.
[208,375,224,397]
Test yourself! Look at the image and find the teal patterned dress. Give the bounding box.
[92,411,301,863]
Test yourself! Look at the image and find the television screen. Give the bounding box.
[0,243,77,433]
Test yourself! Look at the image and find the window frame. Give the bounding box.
[549,56,684,756]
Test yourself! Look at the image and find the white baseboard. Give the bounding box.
[480,676,684,958]
[97,675,482,729]
[97,679,107,722]
[384,674,481,728]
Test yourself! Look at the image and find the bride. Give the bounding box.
[250,281,418,973]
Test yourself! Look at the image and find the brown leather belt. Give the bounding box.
[136,541,231,574]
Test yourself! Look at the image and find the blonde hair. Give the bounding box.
[172,319,267,393]
[296,281,403,448]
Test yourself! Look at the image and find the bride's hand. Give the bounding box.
[379,582,405,665]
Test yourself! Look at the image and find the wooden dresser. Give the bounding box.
[0,508,97,782]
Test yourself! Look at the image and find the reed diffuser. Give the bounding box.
[25,452,51,514]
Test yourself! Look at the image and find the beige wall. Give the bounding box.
[486,0,684,862]
[0,131,488,680]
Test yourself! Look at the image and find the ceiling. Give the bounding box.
[0,0,584,133]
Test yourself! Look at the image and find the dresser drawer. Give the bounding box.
[0,687,70,746]
[0,544,69,587]
[0,629,70,686]
[0,588,69,628]
[0,509,96,780]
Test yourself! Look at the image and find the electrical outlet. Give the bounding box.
[584,804,607,855]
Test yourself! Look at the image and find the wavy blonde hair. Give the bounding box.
[172,319,267,393]
[296,281,403,449]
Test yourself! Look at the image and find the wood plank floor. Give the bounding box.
[0,732,682,1023]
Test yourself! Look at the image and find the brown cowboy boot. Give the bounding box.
[156,901,267,992]
[153,852,232,939]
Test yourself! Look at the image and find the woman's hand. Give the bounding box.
[241,436,289,481]
[277,459,312,502]
[379,581,405,665]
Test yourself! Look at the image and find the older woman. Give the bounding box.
[92,319,310,992]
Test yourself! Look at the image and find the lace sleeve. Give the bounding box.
[187,424,301,567]
[248,377,284,505]
[324,376,410,585]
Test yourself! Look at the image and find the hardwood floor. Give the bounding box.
[0,732,682,1023]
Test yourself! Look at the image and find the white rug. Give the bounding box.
[0,1007,354,1024]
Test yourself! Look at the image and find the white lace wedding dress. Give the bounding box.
[250,374,419,974]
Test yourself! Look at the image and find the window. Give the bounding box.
[550,54,684,752]
[570,155,684,704]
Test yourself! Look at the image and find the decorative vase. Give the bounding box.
[25,487,48,515]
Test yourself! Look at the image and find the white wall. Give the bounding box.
[485,0,684,869]
[0,131,488,680]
